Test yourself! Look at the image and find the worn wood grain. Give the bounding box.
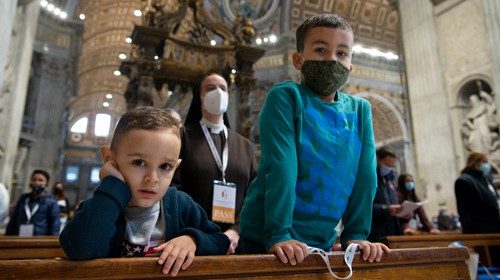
[0,247,470,280]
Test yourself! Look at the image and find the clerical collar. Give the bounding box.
[200,117,225,134]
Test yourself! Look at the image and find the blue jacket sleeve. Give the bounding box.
[59,176,131,260]
[341,99,377,246]
[175,191,230,255]
[258,84,298,249]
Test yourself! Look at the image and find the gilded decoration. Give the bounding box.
[120,0,265,137]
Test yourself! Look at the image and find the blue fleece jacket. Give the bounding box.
[60,176,229,260]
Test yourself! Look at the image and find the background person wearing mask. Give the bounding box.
[53,181,70,232]
[455,151,500,234]
[455,151,500,266]
[6,169,60,236]
[396,173,440,234]
[368,146,406,243]
[173,73,257,254]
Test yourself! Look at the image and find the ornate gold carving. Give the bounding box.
[253,54,284,69]
[289,0,399,52]
[351,65,400,84]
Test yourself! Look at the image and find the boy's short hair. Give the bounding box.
[376,146,397,160]
[110,106,180,151]
[32,169,50,183]
[296,13,353,52]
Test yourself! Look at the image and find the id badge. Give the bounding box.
[19,224,34,237]
[212,180,236,224]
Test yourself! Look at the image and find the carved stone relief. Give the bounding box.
[461,80,499,166]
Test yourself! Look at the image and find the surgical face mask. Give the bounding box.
[480,162,492,175]
[30,184,46,194]
[301,59,350,96]
[380,164,395,181]
[379,164,392,177]
[202,88,228,115]
[405,181,415,192]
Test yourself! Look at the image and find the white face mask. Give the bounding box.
[202,88,228,115]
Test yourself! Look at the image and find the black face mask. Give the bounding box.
[301,60,350,96]
[30,184,46,194]
[385,170,396,181]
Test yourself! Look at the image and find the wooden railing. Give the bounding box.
[0,236,64,260]
[0,247,470,279]
[386,233,500,266]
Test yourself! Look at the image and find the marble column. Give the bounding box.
[482,0,500,124]
[0,1,41,190]
[0,0,18,92]
[398,0,458,216]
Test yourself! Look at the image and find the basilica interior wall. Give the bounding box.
[1,0,499,225]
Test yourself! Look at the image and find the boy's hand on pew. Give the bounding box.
[429,228,441,234]
[224,229,239,255]
[347,240,390,263]
[154,235,196,276]
[269,239,309,265]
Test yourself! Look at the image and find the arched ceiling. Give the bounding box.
[368,95,404,143]
[289,0,399,53]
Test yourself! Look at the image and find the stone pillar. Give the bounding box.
[0,2,40,190]
[398,0,458,215]
[482,0,500,124]
[72,0,142,116]
[0,0,18,91]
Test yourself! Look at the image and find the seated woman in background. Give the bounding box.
[455,151,500,266]
[455,151,500,234]
[53,181,70,232]
[397,173,440,234]
[172,72,257,254]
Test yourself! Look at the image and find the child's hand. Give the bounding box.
[429,228,440,234]
[224,229,239,255]
[99,159,125,182]
[388,204,402,216]
[153,235,196,276]
[269,239,309,265]
[347,240,389,262]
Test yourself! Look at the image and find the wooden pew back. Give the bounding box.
[386,233,500,249]
[0,247,470,279]
[386,233,500,266]
[0,236,64,260]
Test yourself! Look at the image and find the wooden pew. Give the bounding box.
[386,233,500,266]
[0,236,64,260]
[0,247,470,279]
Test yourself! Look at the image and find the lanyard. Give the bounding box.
[24,199,39,224]
[308,243,359,279]
[200,121,228,182]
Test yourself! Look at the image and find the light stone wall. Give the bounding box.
[0,0,18,95]
[398,0,458,218]
[481,0,500,125]
[399,0,500,218]
[436,0,494,173]
[0,2,41,191]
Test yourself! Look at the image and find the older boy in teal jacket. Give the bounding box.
[239,13,389,265]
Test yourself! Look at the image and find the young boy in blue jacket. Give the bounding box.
[239,13,389,265]
[60,106,229,276]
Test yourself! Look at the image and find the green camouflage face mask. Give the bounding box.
[301,60,350,96]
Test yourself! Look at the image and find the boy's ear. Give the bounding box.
[348,63,353,72]
[292,52,303,71]
[100,145,113,163]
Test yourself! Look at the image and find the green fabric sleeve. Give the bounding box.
[340,99,377,246]
[259,84,298,250]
